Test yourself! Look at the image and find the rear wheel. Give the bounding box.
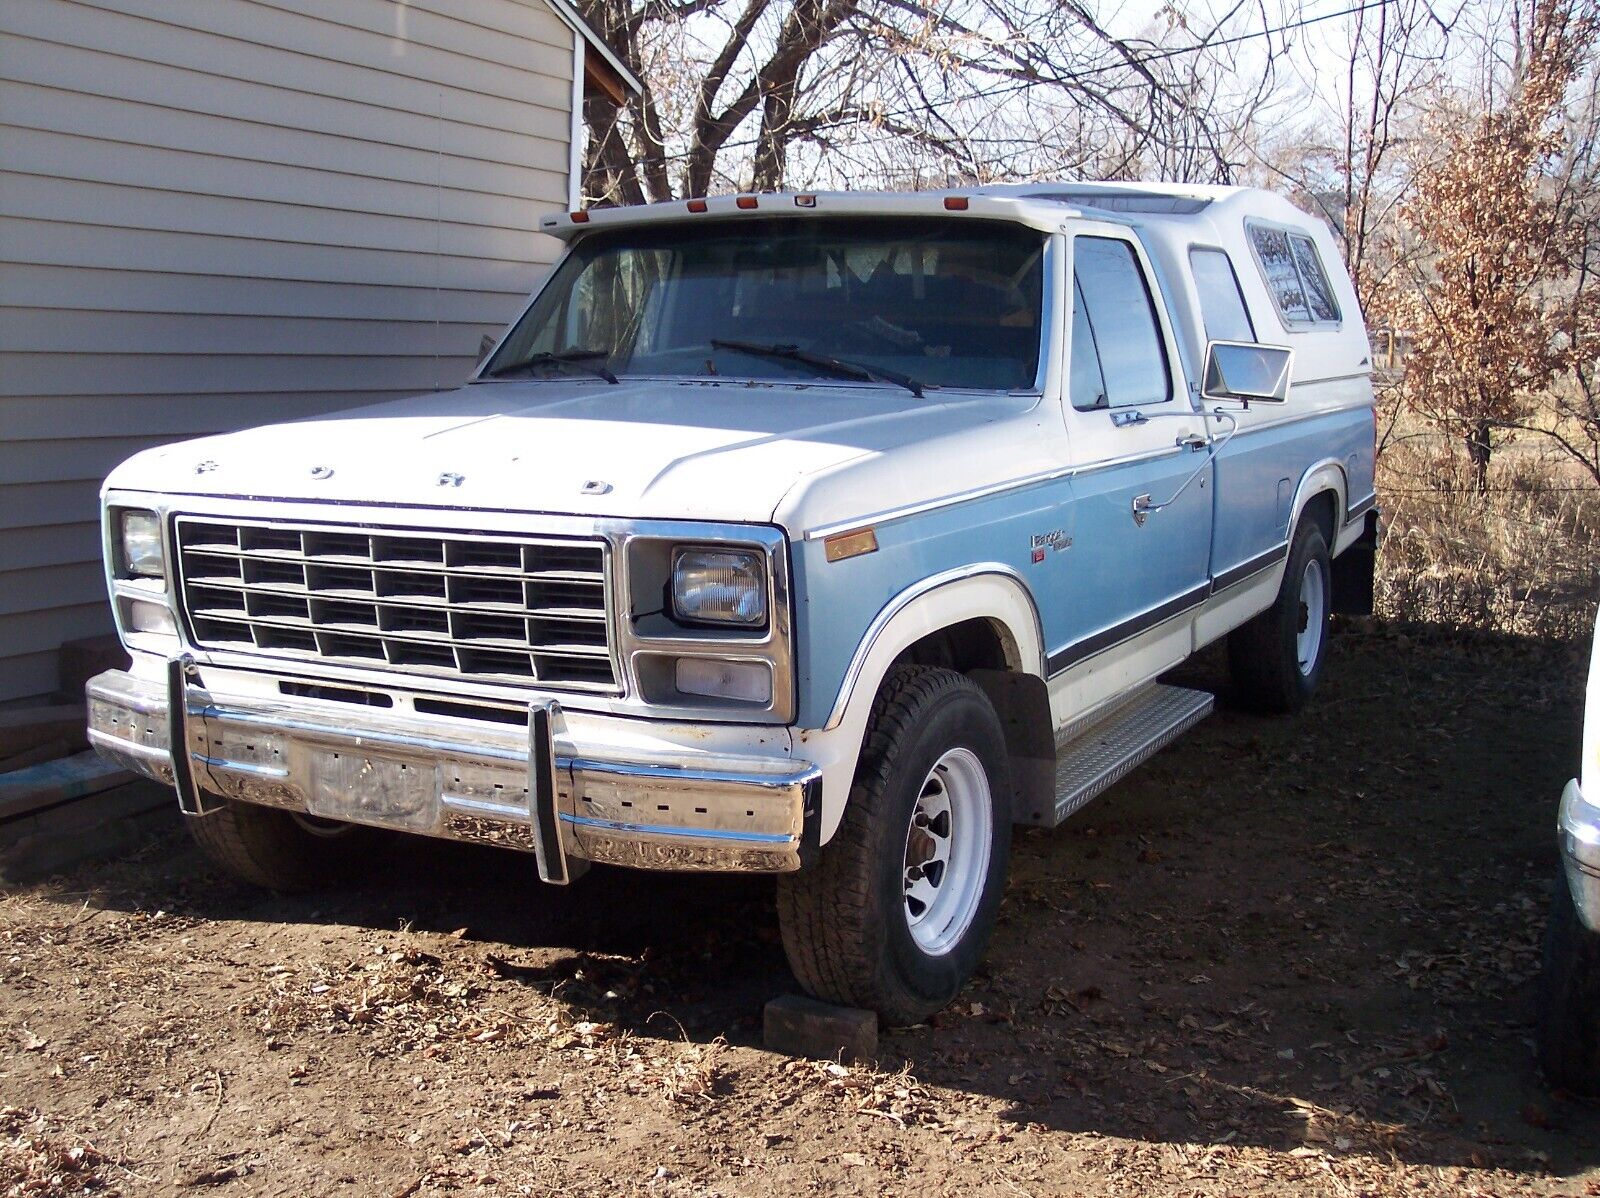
[187,797,376,892]
[777,666,1012,1026]
[1228,518,1332,714]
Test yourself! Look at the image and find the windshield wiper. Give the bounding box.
[710,339,924,398]
[480,349,618,384]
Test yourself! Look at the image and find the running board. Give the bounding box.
[1033,684,1215,828]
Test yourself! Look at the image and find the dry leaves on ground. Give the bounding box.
[1,1107,116,1198]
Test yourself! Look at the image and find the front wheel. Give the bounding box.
[777,666,1012,1026]
[187,797,377,892]
[1228,518,1332,714]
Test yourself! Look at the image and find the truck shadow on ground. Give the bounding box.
[73,622,1600,1179]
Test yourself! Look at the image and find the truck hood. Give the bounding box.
[105,378,1037,526]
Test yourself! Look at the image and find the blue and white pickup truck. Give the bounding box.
[88,182,1378,1023]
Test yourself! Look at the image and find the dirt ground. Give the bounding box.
[4,623,1600,1197]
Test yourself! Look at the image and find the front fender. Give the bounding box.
[794,566,1045,844]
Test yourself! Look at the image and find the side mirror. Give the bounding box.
[1201,340,1292,407]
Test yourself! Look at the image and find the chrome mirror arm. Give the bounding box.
[1131,408,1239,525]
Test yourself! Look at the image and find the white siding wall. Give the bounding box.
[0,0,578,700]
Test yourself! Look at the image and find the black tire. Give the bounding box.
[186,797,375,892]
[776,665,1012,1026]
[1228,518,1332,714]
[1539,867,1600,1095]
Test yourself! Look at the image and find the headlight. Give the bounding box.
[671,548,767,627]
[117,509,164,580]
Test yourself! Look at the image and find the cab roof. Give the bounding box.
[538,181,1325,245]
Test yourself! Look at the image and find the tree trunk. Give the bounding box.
[583,96,647,207]
[1466,420,1493,493]
[753,75,799,190]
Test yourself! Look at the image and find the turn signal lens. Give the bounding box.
[126,599,177,637]
[675,658,772,704]
[824,527,878,562]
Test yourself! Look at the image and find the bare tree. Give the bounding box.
[576,0,1292,204]
[1253,0,1449,316]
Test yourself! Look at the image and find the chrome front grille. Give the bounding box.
[174,518,618,692]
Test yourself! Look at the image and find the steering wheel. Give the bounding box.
[834,316,924,354]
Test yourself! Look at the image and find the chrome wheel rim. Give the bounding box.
[1296,559,1326,675]
[902,747,992,957]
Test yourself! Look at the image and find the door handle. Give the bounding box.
[1128,409,1240,525]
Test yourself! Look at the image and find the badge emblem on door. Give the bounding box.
[1030,530,1071,562]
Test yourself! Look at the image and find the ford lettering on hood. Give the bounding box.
[103,377,1035,525]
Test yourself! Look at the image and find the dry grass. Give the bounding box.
[1375,433,1600,640]
[654,1034,728,1106]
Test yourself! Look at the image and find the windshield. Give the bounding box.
[484,217,1047,392]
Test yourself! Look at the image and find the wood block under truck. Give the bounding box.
[88,182,1379,1024]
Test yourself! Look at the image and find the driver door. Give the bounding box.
[1049,229,1214,716]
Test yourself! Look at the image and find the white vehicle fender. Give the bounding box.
[1290,459,1348,544]
[795,566,1046,845]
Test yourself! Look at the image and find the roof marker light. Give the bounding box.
[687,199,708,213]
[795,194,817,208]
[736,195,759,210]
[570,210,590,223]
[944,196,969,211]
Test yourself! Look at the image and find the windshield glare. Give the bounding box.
[486,217,1047,392]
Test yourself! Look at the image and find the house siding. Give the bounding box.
[0,0,579,701]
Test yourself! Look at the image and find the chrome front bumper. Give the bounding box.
[1560,778,1600,931]
[88,664,820,877]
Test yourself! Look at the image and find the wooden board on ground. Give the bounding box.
[0,703,87,760]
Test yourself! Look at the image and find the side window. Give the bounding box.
[1248,224,1342,326]
[1188,247,1255,343]
[1070,237,1171,410]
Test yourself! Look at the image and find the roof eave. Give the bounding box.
[541,0,643,98]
